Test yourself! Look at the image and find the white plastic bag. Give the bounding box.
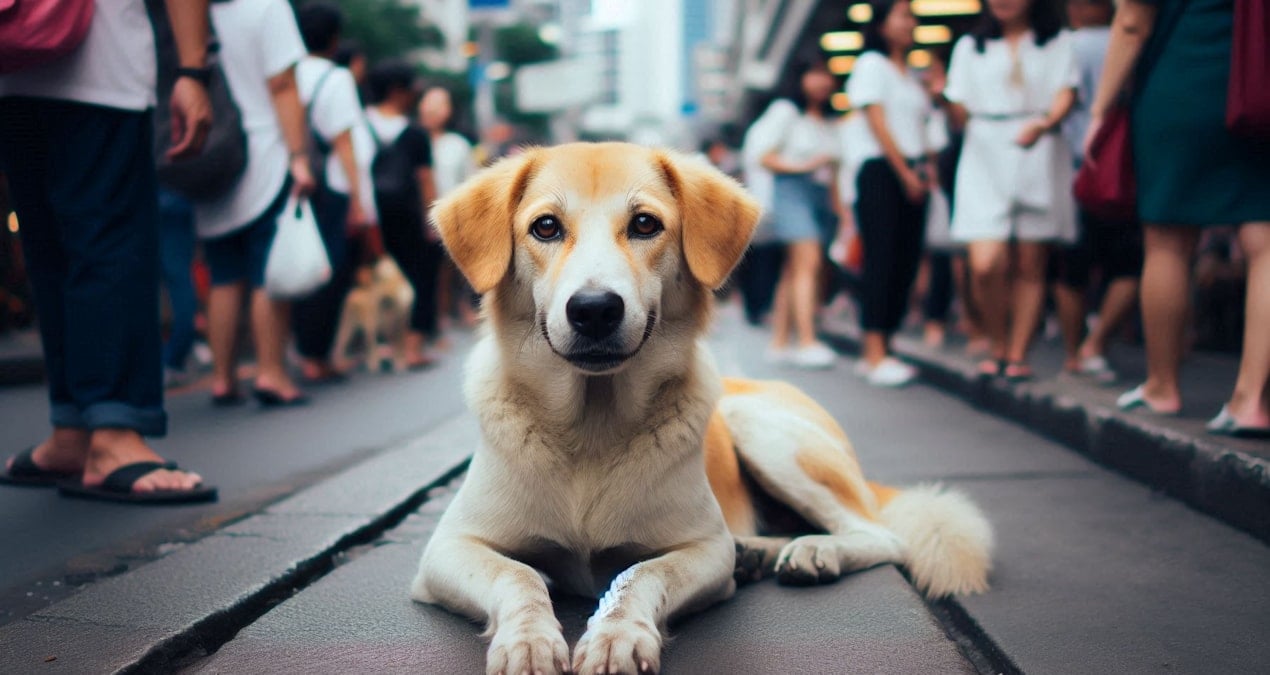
[924,188,956,251]
[264,195,331,299]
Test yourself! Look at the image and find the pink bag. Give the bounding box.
[0,0,95,74]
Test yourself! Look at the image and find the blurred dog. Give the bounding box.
[412,143,993,675]
[331,256,414,373]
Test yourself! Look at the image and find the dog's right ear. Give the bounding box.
[429,151,537,294]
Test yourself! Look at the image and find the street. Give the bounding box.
[2,305,1268,673]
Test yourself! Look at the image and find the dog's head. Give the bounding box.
[431,142,761,375]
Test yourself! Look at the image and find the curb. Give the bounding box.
[821,330,1270,546]
[0,416,478,675]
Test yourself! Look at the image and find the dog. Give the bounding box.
[412,143,993,675]
[330,256,415,373]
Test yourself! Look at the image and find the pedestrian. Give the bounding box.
[198,0,316,407]
[1052,0,1141,384]
[754,62,850,369]
[1090,0,1270,435]
[736,98,793,327]
[944,0,1078,381]
[0,0,217,501]
[158,188,200,388]
[367,62,440,369]
[419,85,478,340]
[290,1,373,385]
[848,0,944,386]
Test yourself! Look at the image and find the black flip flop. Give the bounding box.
[58,461,217,504]
[0,447,78,488]
[252,388,310,408]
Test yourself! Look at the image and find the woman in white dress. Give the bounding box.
[944,0,1077,380]
[420,86,480,332]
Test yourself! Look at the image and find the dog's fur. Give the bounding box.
[412,143,993,675]
[331,257,415,373]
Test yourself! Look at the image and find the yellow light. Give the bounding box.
[914,25,952,44]
[820,31,864,52]
[828,55,858,75]
[831,92,852,111]
[908,49,933,68]
[912,0,981,16]
[6,212,16,234]
[847,3,873,22]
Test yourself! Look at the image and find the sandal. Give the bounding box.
[58,461,217,504]
[976,359,1004,377]
[252,388,310,408]
[1206,405,1270,439]
[1116,385,1180,417]
[0,447,79,488]
[1003,362,1035,382]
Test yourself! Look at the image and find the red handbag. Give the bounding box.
[1226,0,1270,139]
[1074,105,1138,222]
[0,0,95,74]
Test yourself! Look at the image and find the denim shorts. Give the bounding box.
[770,173,836,245]
[203,182,290,287]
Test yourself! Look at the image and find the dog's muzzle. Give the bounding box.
[541,292,656,374]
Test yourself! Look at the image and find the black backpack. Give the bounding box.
[365,119,420,215]
[148,0,247,201]
[305,65,339,188]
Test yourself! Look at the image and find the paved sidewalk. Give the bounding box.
[0,327,42,386]
[821,315,1270,545]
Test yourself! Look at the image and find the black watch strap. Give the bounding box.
[176,66,212,86]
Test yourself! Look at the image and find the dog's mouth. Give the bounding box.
[540,311,658,374]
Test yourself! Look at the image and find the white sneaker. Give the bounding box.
[852,359,871,378]
[865,357,917,387]
[790,342,836,369]
[765,345,791,365]
[1076,355,1117,384]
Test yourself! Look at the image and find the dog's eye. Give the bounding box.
[628,213,663,239]
[530,216,563,242]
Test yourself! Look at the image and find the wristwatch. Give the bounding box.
[176,66,213,86]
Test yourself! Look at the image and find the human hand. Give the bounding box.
[346,199,370,231]
[900,168,928,204]
[801,154,835,173]
[166,77,212,160]
[289,156,317,197]
[1083,115,1104,162]
[1015,119,1048,149]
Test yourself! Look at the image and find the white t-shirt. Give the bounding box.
[944,31,1078,117]
[430,131,476,198]
[0,0,155,111]
[846,51,942,160]
[195,0,307,239]
[296,56,363,196]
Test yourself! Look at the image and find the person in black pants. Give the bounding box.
[364,62,439,368]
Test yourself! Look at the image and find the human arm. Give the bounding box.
[760,150,833,174]
[267,67,316,197]
[863,105,928,202]
[330,129,368,228]
[163,0,212,159]
[1085,0,1159,154]
[1015,87,1077,148]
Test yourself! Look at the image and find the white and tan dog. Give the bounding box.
[411,143,993,675]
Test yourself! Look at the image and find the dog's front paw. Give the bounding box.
[486,620,570,675]
[572,618,661,675]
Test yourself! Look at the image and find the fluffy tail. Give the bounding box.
[874,483,994,598]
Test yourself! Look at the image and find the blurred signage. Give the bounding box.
[514,59,601,112]
[469,0,510,10]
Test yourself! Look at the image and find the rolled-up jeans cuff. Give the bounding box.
[50,403,87,429]
[80,402,168,437]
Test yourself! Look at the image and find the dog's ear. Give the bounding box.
[657,151,762,289]
[429,151,537,294]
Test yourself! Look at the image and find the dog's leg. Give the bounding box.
[413,534,570,675]
[733,535,790,586]
[572,536,734,675]
[721,399,905,586]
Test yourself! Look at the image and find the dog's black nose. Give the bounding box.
[566,291,624,340]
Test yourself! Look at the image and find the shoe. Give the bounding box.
[0,447,78,488]
[1075,355,1117,384]
[864,358,917,387]
[976,359,1004,378]
[1003,362,1035,383]
[789,342,836,370]
[852,359,871,378]
[211,389,245,407]
[252,388,310,408]
[58,461,217,504]
[765,345,791,365]
[1206,405,1270,439]
[1116,385,1180,416]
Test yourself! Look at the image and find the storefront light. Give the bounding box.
[6,212,16,234]
[847,3,872,22]
[912,0,981,16]
[820,31,863,52]
[828,55,857,75]
[914,25,952,44]
[908,49,933,68]
[831,92,851,111]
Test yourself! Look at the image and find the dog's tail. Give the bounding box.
[872,482,994,598]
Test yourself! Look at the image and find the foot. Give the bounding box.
[6,428,90,476]
[1223,394,1270,430]
[789,341,836,369]
[860,357,917,387]
[923,322,946,348]
[965,337,992,358]
[299,358,341,384]
[82,429,203,493]
[976,359,1003,377]
[253,373,306,404]
[1117,383,1181,416]
[573,616,662,675]
[765,343,791,365]
[1003,362,1035,382]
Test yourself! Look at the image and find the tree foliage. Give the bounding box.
[291,0,441,63]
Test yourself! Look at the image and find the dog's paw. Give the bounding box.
[775,535,845,586]
[486,621,570,675]
[572,618,661,675]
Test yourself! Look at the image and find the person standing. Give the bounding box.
[1090,0,1270,435]
[0,0,217,501]
[420,85,477,342]
[198,0,316,407]
[848,0,944,386]
[944,0,1078,381]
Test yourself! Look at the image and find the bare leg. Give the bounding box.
[250,289,303,398]
[1005,242,1049,365]
[207,283,245,396]
[788,240,823,347]
[863,331,888,366]
[1054,282,1086,371]
[769,256,792,349]
[967,241,1010,362]
[1228,222,1270,427]
[1138,225,1200,412]
[1081,277,1139,358]
[7,427,90,474]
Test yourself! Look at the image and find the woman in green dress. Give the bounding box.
[1089,0,1270,436]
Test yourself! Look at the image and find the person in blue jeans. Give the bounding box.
[158,189,199,386]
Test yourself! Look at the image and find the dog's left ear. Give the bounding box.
[657,151,762,289]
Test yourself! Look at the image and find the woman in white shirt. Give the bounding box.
[756,62,848,369]
[420,85,480,332]
[847,0,942,387]
[944,0,1077,381]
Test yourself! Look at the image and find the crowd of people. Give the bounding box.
[733,0,1269,438]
